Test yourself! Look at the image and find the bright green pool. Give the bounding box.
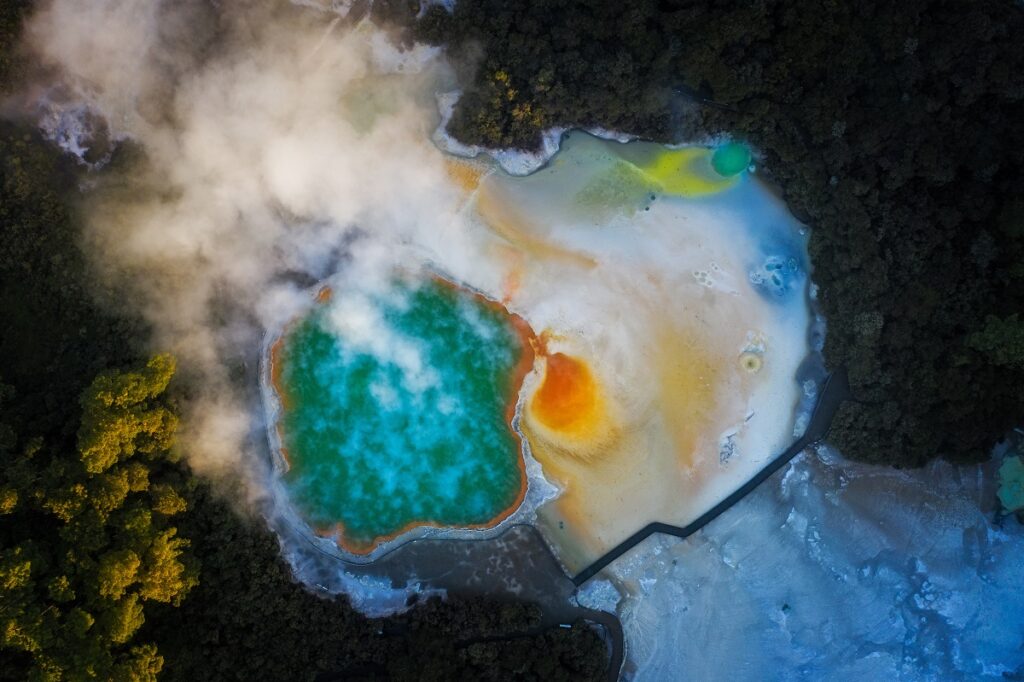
[271,278,531,553]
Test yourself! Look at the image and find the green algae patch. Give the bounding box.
[629,147,739,197]
[272,279,532,553]
[574,159,655,217]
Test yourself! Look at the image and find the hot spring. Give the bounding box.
[270,278,533,553]
[265,133,816,572]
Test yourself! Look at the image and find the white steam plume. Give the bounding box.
[24,0,467,490]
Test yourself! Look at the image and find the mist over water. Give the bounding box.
[274,279,528,551]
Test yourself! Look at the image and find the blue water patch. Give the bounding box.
[692,174,809,305]
[748,254,805,301]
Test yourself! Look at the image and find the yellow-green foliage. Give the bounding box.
[150,484,187,517]
[0,356,197,681]
[78,355,178,475]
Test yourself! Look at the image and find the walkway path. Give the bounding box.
[572,368,850,586]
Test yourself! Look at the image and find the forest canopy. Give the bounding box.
[0,355,196,681]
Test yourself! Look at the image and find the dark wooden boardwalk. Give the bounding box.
[572,368,851,586]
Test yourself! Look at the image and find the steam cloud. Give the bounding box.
[24,0,472,494]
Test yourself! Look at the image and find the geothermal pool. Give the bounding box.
[267,133,814,573]
[271,280,531,552]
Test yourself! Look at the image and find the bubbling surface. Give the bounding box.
[272,279,530,553]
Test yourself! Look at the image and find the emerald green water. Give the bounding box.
[274,279,528,550]
[711,141,752,177]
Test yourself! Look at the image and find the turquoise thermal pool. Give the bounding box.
[271,279,532,553]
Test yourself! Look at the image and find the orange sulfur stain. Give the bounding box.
[476,182,597,269]
[522,322,737,571]
[500,265,522,304]
[531,353,598,432]
[445,158,488,193]
[650,322,726,470]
